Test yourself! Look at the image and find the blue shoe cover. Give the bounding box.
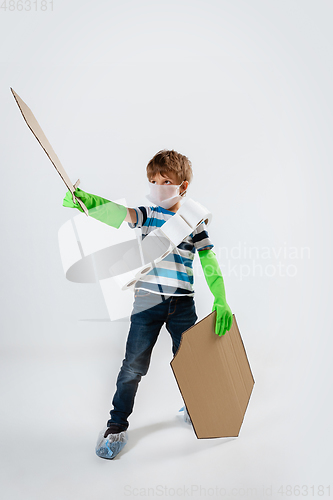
[95,428,128,460]
[179,406,192,425]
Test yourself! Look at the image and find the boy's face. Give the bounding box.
[148,171,189,213]
[149,172,188,194]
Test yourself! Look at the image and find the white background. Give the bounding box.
[0,1,332,499]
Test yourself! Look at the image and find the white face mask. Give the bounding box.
[146,181,186,210]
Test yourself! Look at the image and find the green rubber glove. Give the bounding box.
[63,187,127,229]
[199,249,233,336]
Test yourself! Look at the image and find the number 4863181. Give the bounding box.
[0,1,54,11]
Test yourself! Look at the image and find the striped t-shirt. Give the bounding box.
[128,205,214,296]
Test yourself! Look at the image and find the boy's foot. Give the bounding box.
[95,423,128,460]
[179,406,192,425]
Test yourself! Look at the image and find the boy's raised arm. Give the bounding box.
[63,187,137,228]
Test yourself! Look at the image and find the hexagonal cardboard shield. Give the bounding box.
[171,313,254,439]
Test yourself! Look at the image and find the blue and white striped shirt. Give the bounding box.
[128,205,214,296]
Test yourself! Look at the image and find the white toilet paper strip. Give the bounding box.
[58,198,212,319]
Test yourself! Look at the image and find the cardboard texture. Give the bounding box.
[11,88,88,215]
[171,313,254,439]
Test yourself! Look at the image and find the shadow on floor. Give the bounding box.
[118,416,236,460]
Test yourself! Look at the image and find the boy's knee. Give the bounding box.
[122,360,149,378]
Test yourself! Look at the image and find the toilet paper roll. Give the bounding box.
[177,198,212,228]
[158,213,193,247]
[135,263,154,279]
[112,267,147,290]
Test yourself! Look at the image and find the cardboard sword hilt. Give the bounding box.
[71,178,88,214]
[10,88,89,216]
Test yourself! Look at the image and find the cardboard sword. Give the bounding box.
[10,88,88,216]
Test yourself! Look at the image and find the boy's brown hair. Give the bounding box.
[146,150,193,184]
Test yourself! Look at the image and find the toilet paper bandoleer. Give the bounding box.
[63,150,233,459]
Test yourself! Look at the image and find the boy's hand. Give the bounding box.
[62,188,87,212]
[62,187,127,229]
[213,301,233,336]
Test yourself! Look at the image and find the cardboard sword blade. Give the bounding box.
[10,88,89,216]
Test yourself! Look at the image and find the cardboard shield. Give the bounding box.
[171,313,254,439]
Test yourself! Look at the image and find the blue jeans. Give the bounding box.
[107,289,198,430]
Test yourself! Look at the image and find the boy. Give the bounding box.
[63,150,232,459]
